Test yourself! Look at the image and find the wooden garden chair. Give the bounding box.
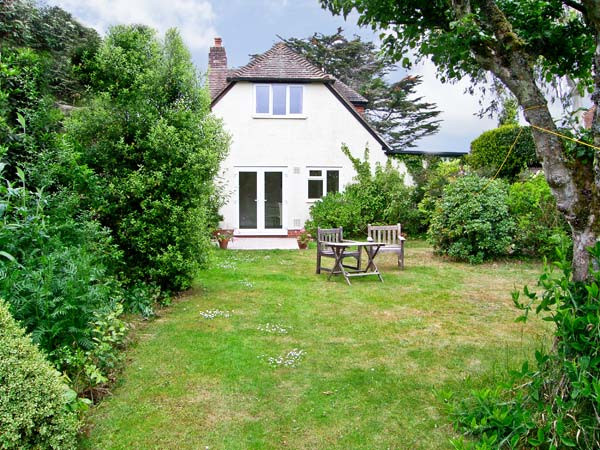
[316,227,361,274]
[367,224,405,269]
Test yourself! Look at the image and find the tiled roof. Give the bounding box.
[209,41,389,151]
[209,69,236,100]
[228,43,332,82]
[330,78,367,104]
[210,43,367,106]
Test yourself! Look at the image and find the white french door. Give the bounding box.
[237,168,287,235]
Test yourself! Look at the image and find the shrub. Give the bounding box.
[306,145,422,237]
[469,125,538,181]
[66,26,229,293]
[507,172,570,257]
[0,299,79,449]
[0,167,125,392]
[417,159,466,228]
[452,242,600,449]
[428,175,514,263]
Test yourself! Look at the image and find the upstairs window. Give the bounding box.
[308,169,339,199]
[255,84,303,116]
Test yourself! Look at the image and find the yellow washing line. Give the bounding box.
[529,124,600,151]
[479,107,600,193]
[479,126,524,193]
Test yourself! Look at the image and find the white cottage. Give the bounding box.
[208,38,393,236]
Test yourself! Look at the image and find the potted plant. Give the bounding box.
[215,230,233,249]
[297,230,311,249]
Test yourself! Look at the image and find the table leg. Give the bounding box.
[365,245,384,282]
[327,246,352,285]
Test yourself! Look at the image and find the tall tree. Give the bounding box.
[282,29,442,150]
[67,26,229,292]
[320,0,598,281]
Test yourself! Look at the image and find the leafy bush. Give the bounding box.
[507,172,570,257]
[0,166,125,392]
[469,125,538,181]
[417,159,466,228]
[428,175,514,263]
[66,26,228,293]
[452,242,600,449]
[0,299,79,449]
[306,145,422,237]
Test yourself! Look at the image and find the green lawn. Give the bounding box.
[81,241,550,449]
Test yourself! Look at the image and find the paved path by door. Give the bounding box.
[227,237,298,250]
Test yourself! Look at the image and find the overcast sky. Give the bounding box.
[48,0,497,153]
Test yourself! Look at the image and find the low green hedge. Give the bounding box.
[469,125,538,180]
[0,300,79,449]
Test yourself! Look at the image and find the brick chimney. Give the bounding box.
[208,37,228,100]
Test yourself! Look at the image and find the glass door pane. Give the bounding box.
[264,172,282,229]
[239,172,257,229]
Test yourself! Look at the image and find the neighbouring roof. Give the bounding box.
[395,150,468,157]
[584,106,596,129]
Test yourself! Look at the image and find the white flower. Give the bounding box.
[199,309,232,319]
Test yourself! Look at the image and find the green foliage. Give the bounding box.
[417,159,465,228]
[498,97,519,126]
[0,166,125,392]
[66,26,229,292]
[0,47,63,172]
[0,299,79,449]
[453,242,600,448]
[428,175,514,263]
[468,125,538,181]
[319,1,593,88]
[306,145,422,236]
[507,173,570,257]
[282,29,441,150]
[0,0,100,101]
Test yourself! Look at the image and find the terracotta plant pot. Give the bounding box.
[218,239,229,249]
[297,241,308,249]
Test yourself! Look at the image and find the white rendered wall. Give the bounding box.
[212,81,409,233]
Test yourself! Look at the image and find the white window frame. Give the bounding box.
[307,168,340,201]
[253,84,305,118]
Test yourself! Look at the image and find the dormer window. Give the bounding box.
[255,84,303,116]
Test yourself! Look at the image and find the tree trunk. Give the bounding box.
[470,0,600,281]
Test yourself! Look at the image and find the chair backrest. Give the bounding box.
[317,227,343,251]
[367,224,402,245]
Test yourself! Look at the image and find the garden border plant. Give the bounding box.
[452,240,600,449]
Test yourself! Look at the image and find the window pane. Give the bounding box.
[290,86,303,114]
[264,172,282,229]
[256,86,270,113]
[272,84,287,115]
[308,179,323,199]
[309,170,322,177]
[239,172,257,228]
[327,170,339,194]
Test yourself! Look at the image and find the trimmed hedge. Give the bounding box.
[469,125,538,180]
[0,300,78,449]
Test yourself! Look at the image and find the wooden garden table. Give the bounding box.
[325,241,384,285]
